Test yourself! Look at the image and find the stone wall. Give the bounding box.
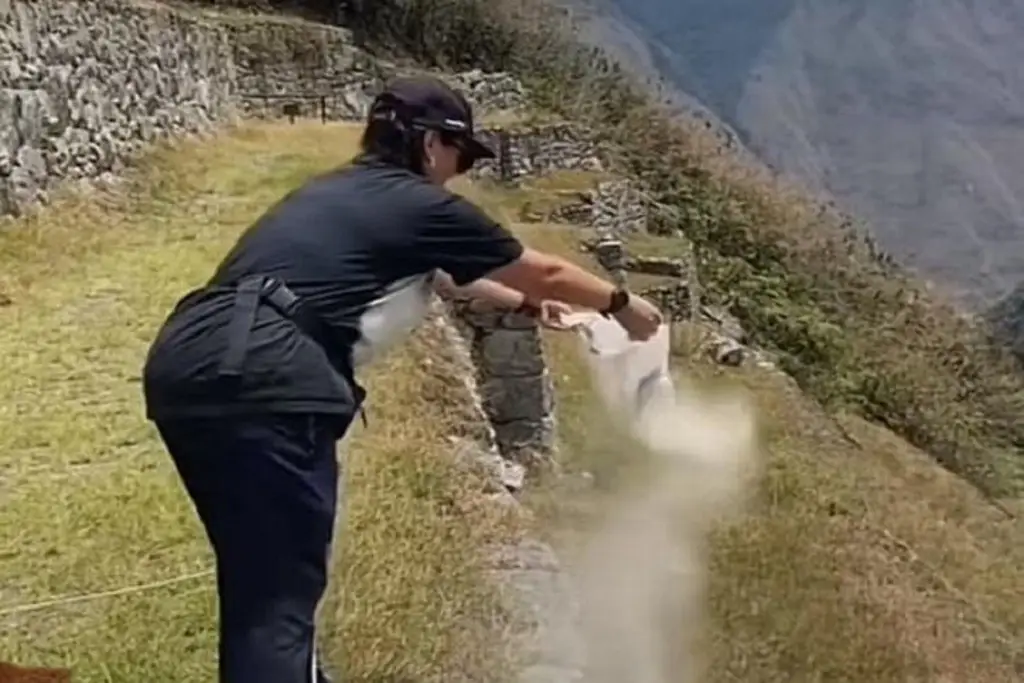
[421,301,527,493]
[446,301,557,465]
[472,122,605,182]
[481,119,755,368]
[238,68,529,123]
[0,0,537,218]
[0,0,236,216]
[223,16,386,121]
[526,178,650,237]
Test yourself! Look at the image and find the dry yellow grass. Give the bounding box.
[0,121,517,682]
[493,174,1024,682]
[3,117,1022,683]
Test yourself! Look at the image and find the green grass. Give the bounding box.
[309,0,1024,502]
[0,121,518,682]
[499,204,1024,683]
[3,113,1022,683]
[4,107,1019,683]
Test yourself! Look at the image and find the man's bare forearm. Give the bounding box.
[433,271,528,309]
[487,247,618,312]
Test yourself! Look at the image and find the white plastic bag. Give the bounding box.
[563,312,676,422]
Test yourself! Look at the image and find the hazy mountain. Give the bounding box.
[572,0,1024,311]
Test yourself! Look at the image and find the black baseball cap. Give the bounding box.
[368,75,496,167]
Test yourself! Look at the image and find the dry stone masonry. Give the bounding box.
[473,123,604,182]
[586,234,749,366]
[229,21,382,98]
[0,0,537,219]
[448,69,529,114]
[416,304,582,683]
[519,180,650,237]
[446,302,557,465]
[479,119,754,368]
[422,301,528,494]
[0,0,236,216]
[225,17,389,122]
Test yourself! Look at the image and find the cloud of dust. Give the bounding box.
[565,318,762,683]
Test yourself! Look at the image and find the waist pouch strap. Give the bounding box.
[218,276,265,378]
[216,276,368,424]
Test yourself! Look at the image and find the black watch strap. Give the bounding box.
[600,288,630,318]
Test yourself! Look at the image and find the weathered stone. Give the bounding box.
[2,1,537,218]
[446,300,558,461]
[593,238,626,272]
[1,0,237,217]
[627,255,685,277]
[640,283,693,321]
[471,122,604,183]
[482,373,555,424]
[458,307,507,330]
[706,334,746,366]
[701,305,748,343]
[496,416,557,461]
[450,436,526,493]
[480,328,546,377]
[502,310,545,331]
[487,539,587,683]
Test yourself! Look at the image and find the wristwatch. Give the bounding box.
[600,288,630,318]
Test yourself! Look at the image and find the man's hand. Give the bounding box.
[536,300,574,331]
[612,295,663,341]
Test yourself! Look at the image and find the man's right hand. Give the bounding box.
[612,294,663,341]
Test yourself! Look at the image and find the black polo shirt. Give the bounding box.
[142,157,524,422]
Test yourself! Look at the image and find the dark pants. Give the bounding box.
[156,413,346,683]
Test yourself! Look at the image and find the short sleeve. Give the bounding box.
[410,191,525,286]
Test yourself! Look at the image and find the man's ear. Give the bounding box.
[421,130,439,170]
[422,129,440,150]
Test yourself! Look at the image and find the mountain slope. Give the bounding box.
[577,0,1024,309]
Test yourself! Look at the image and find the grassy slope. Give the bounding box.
[0,122,517,682]
[480,173,1024,682]
[2,117,1021,682]
[316,0,1024,503]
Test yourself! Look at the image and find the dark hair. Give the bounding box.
[357,118,427,174]
[357,118,466,175]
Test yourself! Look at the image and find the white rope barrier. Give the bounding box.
[0,569,215,618]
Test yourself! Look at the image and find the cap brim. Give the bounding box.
[465,135,496,161]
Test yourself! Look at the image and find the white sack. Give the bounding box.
[562,312,676,423]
